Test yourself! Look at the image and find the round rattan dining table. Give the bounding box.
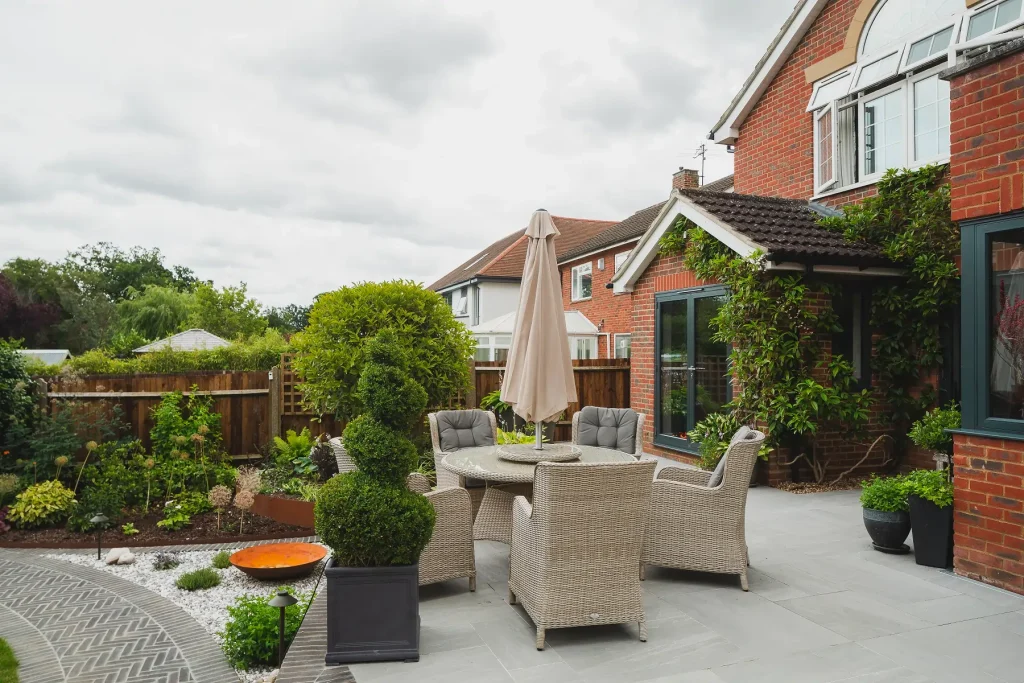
[441,445,636,542]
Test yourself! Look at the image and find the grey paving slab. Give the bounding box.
[776,591,933,640]
[898,593,1018,625]
[711,642,897,683]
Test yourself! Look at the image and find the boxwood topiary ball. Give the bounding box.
[342,415,420,484]
[315,471,435,567]
[357,364,428,431]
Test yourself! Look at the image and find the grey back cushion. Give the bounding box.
[577,406,639,453]
[710,426,755,488]
[436,410,494,451]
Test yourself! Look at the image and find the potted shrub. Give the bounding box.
[314,331,435,664]
[908,403,960,469]
[860,475,910,553]
[903,469,954,568]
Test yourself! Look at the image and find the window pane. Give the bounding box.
[494,347,509,362]
[817,108,834,186]
[864,89,905,175]
[908,25,954,64]
[494,336,512,345]
[855,52,900,89]
[658,299,688,440]
[614,251,630,272]
[809,72,852,109]
[990,231,1024,419]
[968,4,998,38]
[694,296,729,422]
[615,335,632,359]
[474,347,491,362]
[579,271,592,299]
[914,75,950,161]
[997,0,1023,26]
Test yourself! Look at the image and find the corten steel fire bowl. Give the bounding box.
[230,542,328,580]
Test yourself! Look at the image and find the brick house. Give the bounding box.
[556,169,733,359]
[608,0,1024,483]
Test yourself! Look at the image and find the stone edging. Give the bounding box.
[0,600,68,682]
[279,590,356,683]
[2,551,239,683]
[36,534,318,555]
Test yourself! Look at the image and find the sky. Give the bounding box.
[0,0,796,307]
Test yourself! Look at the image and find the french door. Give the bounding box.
[654,286,731,452]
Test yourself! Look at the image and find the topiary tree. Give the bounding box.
[291,280,474,423]
[314,331,435,567]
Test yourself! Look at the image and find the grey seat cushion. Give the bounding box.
[435,410,495,451]
[577,406,639,453]
[709,426,755,488]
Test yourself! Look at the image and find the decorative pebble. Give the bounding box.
[49,546,326,683]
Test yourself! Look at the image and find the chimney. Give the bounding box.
[672,167,700,191]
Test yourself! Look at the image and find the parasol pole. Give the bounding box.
[534,420,543,450]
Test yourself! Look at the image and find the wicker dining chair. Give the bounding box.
[428,410,497,488]
[407,473,477,591]
[508,459,657,650]
[571,407,646,458]
[327,437,357,474]
[641,426,765,591]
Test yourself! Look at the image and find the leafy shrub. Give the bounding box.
[688,413,761,470]
[122,522,139,536]
[157,506,191,531]
[315,331,435,567]
[212,550,232,569]
[859,475,908,513]
[68,481,126,532]
[292,280,474,421]
[150,391,222,459]
[153,552,181,570]
[909,403,960,455]
[175,567,221,591]
[0,340,36,456]
[157,491,212,531]
[219,587,310,670]
[308,437,337,482]
[272,428,316,476]
[8,480,77,528]
[0,474,18,507]
[480,389,513,415]
[903,469,954,508]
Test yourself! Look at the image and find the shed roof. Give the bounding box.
[133,329,231,353]
[17,349,71,365]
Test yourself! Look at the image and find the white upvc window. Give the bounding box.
[902,20,960,70]
[860,82,906,180]
[571,263,592,301]
[814,105,837,192]
[570,337,597,360]
[911,72,951,163]
[614,251,631,272]
[614,334,632,359]
[454,288,468,316]
[852,47,904,92]
[473,335,512,362]
[964,0,1024,41]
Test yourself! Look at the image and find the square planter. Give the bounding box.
[908,494,953,568]
[325,558,420,664]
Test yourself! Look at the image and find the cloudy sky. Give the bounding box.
[0,0,794,307]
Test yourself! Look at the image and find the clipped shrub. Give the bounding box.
[315,331,435,567]
[220,587,309,670]
[908,403,960,455]
[212,550,232,569]
[176,567,221,591]
[903,469,953,508]
[7,480,77,528]
[859,475,908,513]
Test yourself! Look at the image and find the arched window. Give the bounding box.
[861,0,963,55]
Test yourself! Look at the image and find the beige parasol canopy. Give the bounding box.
[500,209,578,448]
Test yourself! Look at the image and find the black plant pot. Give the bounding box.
[863,508,911,553]
[324,559,420,664]
[909,494,954,568]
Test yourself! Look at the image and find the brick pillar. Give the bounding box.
[672,168,700,190]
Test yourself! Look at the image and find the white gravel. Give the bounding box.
[48,547,326,683]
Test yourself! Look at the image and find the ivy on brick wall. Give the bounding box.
[659,221,874,482]
[820,164,960,434]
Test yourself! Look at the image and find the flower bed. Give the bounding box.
[50,547,325,683]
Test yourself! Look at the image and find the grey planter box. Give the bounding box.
[324,559,420,664]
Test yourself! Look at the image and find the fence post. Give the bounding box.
[269,365,282,441]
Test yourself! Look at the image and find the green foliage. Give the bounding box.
[903,468,954,508]
[152,552,181,570]
[8,480,77,528]
[265,304,311,334]
[219,587,310,670]
[188,282,267,340]
[157,491,212,531]
[122,522,139,536]
[0,636,19,683]
[821,166,959,431]
[68,480,126,531]
[104,329,150,359]
[315,331,436,566]
[175,567,221,591]
[0,473,18,507]
[908,403,961,455]
[860,475,909,512]
[480,389,513,415]
[292,280,474,421]
[272,428,316,475]
[115,285,193,341]
[0,341,36,455]
[660,221,873,479]
[688,412,770,470]
[497,428,538,445]
[212,550,232,569]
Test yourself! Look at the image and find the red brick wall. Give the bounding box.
[948,50,1024,223]
[560,245,637,359]
[952,433,1024,596]
[733,0,860,198]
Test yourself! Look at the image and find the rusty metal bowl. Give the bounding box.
[229,542,328,580]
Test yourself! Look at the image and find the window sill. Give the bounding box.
[571,297,593,303]
[948,427,1024,444]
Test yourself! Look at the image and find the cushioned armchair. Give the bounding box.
[508,459,656,650]
[572,406,645,458]
[428,410,497,488]
[407,473,476,591]
[641,427,765,591]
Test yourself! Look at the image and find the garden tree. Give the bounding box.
[0,274,62,347]
[55,285,118,353]
[115,285,194,340]
[1,257,69,306]
[314,331,435,566]
[188,282,267,340]
[0,340,36,456]
[63,243,195,301]
[292,280,475,422]
[264,303,311,334]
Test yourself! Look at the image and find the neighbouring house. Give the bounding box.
[469,310,601,362]
[428,216,615,328]
[133,328,231,353]
[17,349,71,365]
[557,169,734,360]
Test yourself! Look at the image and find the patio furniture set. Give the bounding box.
[335,406,765,651]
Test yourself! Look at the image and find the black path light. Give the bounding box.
[90,513,109,560]
[269,590,298,666]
